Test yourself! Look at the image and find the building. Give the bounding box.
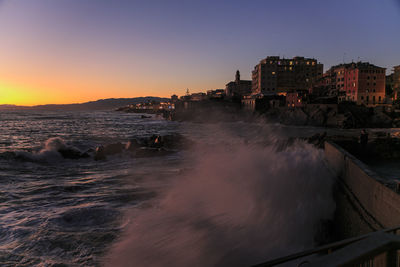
[251,56,323,95]
[171,94,179,102]
[286,91,308,107]
[206,89,225,99]
[225,70,252,98]
[189,92,207,101]
[309,70,337,98]
[329,62,386,106]
[242,94,285,112]
[393,65,400,100]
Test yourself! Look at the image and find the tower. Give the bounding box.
[235,70,240,84]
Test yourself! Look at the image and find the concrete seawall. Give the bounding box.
[324,141,400,239]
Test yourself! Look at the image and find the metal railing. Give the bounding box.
[252,226,400,267]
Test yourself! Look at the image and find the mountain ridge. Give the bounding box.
[0,97,170,111]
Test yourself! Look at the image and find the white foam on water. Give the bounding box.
[104,126,336,267]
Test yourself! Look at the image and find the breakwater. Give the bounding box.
[325,141,400,239]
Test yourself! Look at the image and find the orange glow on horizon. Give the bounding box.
[0,79,189,106]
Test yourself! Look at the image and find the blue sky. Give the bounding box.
[0,0,399,104]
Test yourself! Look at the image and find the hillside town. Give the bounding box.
[166,56,400,128]
[116,55,400,128]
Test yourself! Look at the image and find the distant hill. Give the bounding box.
[0,97,170,111]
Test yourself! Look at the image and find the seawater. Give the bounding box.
[0,110,340,266]
[0,110,181,266]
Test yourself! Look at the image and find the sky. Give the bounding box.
[0,0,399,105]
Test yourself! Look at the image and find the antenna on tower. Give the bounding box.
[343,53,346,64]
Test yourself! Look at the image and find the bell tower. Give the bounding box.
[235,70,240,84]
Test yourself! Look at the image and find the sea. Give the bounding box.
[0,110,397,267]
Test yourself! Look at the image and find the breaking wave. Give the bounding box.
[104,128,336,267]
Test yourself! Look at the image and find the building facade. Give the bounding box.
[393,65,400,100]
[225,70,252,98]
[329,62,386,106]
[286,91,308,107]
[251,56,323,95]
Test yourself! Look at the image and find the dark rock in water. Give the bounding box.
[85,148,95,153]
[94,143,125,160]
[94,146,106,161]
[147,135,162,148]
[126,139,141,152]
[104,142,125,155]
[147,133,192,150]
[141,115,151,119]
[80,152,90,158]
[134,147,174,158]
[58,148,85,159]
[0,151,16,160]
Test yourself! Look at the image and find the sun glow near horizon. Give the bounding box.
[0,0,399,106]
[0,80,175,106]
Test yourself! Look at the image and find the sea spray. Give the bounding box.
[104,127,336,267]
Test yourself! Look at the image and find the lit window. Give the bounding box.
[290,61,293,65]
[272,72,276,75]
[307,61,310,65]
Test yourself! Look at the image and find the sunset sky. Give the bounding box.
[0,0,399,105]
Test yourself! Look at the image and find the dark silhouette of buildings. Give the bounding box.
[393,65,400,100]
[225,70,252,98]
[251,56,323,95]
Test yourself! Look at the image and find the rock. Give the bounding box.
[94,146,106,161]
[126,139,141,152]
[393,118,400,128]
[58,148,85,159]
[308,108,326,126]
[104,142,125,155]
[370,111,392,128]
[279,108,308,125]
[134,147,173,158]
[160,134,192,149]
